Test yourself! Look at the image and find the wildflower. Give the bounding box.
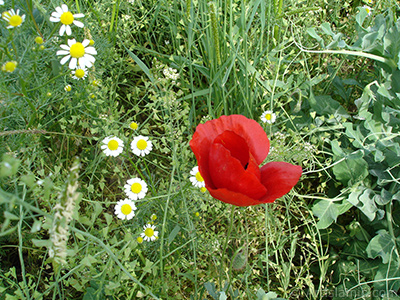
[72,67,87,80]
[137,236,143,243]
[100,136,124,157]
[57,38,97,69]
[195,212,200,217]
[47,92,52,97]
[363,5,372,15]
[140,224,158,242]
[0,0,4,5]
[190,166,205,188]
[39,45,45,51]
[200,187,207,193]
[92,79,100,87]
[35,36,44,44]
[1,61,17,73]
[124,178,148,200]
[89,39,95,46]
[3,9,25,29]
[190,115,302,206]
[49,4,84,36]
[151,214,157,221]
[114,199,137,220]
[261,110,276,124]
[129,122,138,131]
[131,135,153,157]
[64,85,72,92]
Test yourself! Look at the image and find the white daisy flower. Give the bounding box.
[72,67,87,80]
[363,5,372,16]
[124,178,148,200]
[49,4,84,36]
[64,85,72,92]
[114,199,137,220]
[261,110,276,124]
[0,0,4,5]
[190,166,205,188]
[131,135,153,157]
[140,224,158,242]
[101,136,124,157]
[57,38,97,70]
[3,9,25,29]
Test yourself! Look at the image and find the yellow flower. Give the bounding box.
[2,61,18,73]
[3,9,26,29]
[35,36,44,44]
[130,122,138,130]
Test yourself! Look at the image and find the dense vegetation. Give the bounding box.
[1,0,399,299]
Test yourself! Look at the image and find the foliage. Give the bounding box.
[1,0,400,299]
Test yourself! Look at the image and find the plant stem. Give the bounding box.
[219,205,235,287]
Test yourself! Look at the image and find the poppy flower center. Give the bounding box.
[60,11,74,25]
[9,15,22,27]
[145,228,154,237]
[121,204,132,215]
[108,140,119,150]
[137,139,147,150]
[70,42,85,58]
[131,183,142,194]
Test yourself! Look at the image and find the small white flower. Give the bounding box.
[190,166,205,188]
[64,85,72,92]
[101,136,124,157]
[115,199,137,220]
[363,5,372,16]
[124,178,148,200]
[131,135,153,157]
[72,67,87,80]
[140,224,158,241]
[49,4,85,36]
[57,38,97,70]
[261,110,276,124]
[3,9,25,29]
[0,0,4,6]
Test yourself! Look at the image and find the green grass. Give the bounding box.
[1,0,400,299]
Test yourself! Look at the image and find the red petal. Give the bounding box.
[208,187,264,206]
[213,130,249,168]
[258,162,302,203]
[190,115,269,167]
[208,142,267,200]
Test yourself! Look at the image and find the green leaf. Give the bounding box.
[366,230,395,263]
[124,45,156,85]
[373,258,400,291]
[168,225,181,244]
[0,154,20,177]
[332,151,369,186]
[347,187,383,221]
[312,200,352,229]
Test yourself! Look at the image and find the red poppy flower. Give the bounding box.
[190,115,302,206]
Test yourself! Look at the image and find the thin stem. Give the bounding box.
[219,205,235,287]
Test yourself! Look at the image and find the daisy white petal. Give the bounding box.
[261,110,276,124]
[124,178,148,200]
[131,135,153,157]
[115,199,137,220]
[140,224,158,241]
[101,136,124,157]
[190,166,205,188]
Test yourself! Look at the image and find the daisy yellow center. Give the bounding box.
[60,11,74,25]
[195,172,204,182]
[121,204,132,215]
[130,122,138,130]
[144,228,154,237]
[9,15,23,27]
[137,139,147,150]
[75,69,85,78]
[35,37,43,44]
[4,62,17,72]
[131,183,142,194]
[137,236,143,243]
[107,140,119,150]
[70,42,85,58]
[265,114,272,120]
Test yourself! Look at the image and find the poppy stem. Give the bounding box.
[220,206,236,287]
